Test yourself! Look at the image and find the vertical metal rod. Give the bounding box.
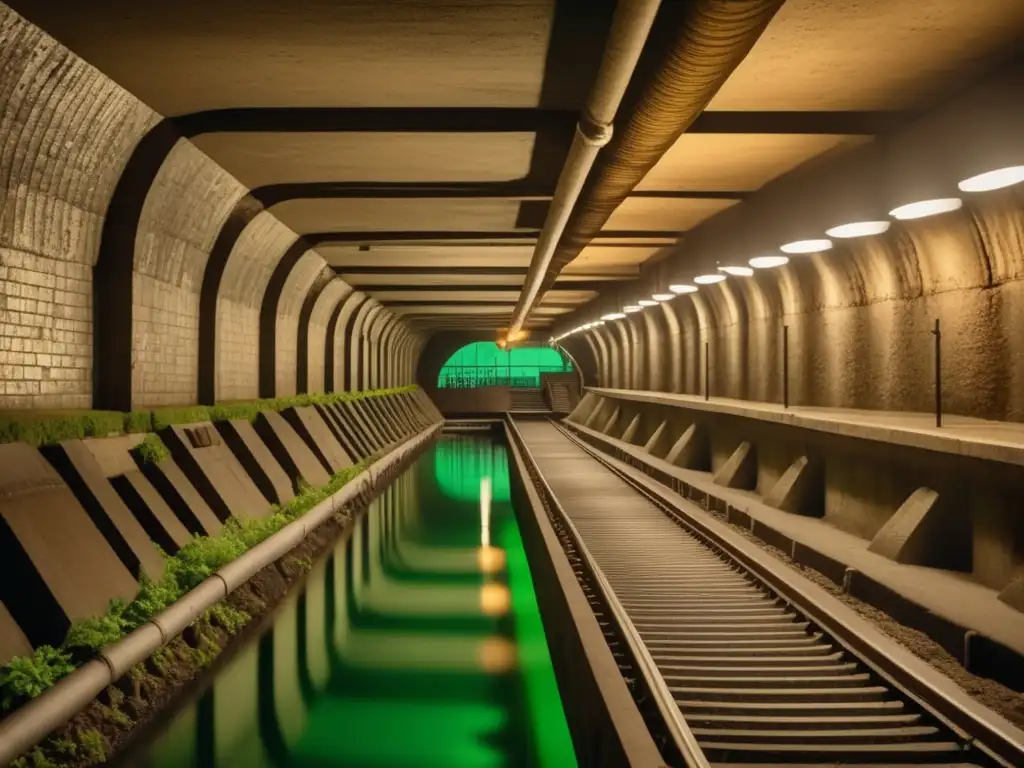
[932,318,942,428]
[782,324,789,409]
[704,340,710,401]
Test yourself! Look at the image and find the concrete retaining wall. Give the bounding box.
[0,390,439,665]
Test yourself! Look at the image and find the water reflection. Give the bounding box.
[130,436,575,768]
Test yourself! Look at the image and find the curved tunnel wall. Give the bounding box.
[0,6,422,411]
[563,186,1024,423]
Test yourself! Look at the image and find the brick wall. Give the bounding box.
[0,6,155,408]
[307,279,351,394]
[216,212,297,402]
[0,4,419,410]
[274,252,327,398]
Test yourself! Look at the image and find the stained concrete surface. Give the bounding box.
[43,439,166,579]
[252,411,330,492]
[282,407,353,473]
[0,443,138,646]
[84,434,192,552]
[162,423,271,522]
[217,419,295,505]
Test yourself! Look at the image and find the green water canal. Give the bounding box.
[128,434,576,768]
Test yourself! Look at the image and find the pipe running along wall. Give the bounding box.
[512,0,785,330]
[0,422,443,766]
[506,0,663,337]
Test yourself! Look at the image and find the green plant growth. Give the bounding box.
[75,729,107,763]
[0,646,75,710]
[0,457,371,714]
[0,385,418,447]
[0,410,124,448]
[133,433,171,465]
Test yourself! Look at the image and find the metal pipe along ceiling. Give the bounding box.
[506,0,663,337]
[510,0,785,331]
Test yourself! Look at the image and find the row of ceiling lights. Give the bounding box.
[551,164,1024,343]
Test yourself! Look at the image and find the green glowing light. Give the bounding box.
[438,342,572,389]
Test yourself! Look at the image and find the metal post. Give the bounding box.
[704,340,710,401]
[932,318,942,428]
[782,324,789,409]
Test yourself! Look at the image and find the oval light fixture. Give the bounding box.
[601,312,625,321]
[638,299,658,307]
[651,292,675,301]
[623,305,643,313]
[718,265,754,277]
[825,220,891,238]
[669,284,698,294]
[780,238,833,254]
[889,197,962,220]
[748,255,789,269]
[958,165,1024,193]
[693,274,726,285]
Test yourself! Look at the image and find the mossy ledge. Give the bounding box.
[1,433,432,768]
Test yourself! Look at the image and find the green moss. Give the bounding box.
[50,738,78,758]
[75,729,107,763]
[0,386,419,446]
[204,604,250,634]
[0,410,124,447]
[123,410,154,434]
[63,602,130,655]
[0,646,75,711]
[132,433,171,465]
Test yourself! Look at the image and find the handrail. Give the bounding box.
[505,415,711,768]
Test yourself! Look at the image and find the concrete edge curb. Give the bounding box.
[0,421,442,765]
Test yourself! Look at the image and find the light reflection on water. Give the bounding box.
[127,435,576,768]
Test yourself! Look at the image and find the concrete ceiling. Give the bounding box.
[9,0,1024,333]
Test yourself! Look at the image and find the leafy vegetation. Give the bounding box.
[132,433,171,465]
[0,411,124,448]
[0,386,418,447]
[0,457,369,714]
[0,647,75,710]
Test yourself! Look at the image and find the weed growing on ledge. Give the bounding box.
[0,458,369,716]
[132,433,171,465]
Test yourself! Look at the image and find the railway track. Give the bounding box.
[507,417,1024,768]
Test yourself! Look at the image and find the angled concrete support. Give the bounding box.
[583,397,609,429]
[600,405,622,436]
[999,576,1024,614]
[621,413,642,444]
[643,420,671,457]
[867,487,971,570]
[664,423,708,470]
[712,441,757,490]
[569,391,599,424]
[763,455,824,517]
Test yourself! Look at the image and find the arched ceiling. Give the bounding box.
[11,0,1024,336]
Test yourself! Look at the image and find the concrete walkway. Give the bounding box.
[591,388,1024,468]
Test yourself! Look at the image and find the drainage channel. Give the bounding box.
[508,417,1020,768]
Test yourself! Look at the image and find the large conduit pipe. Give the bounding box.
[506,0,663,337]
[512,0,785,330]
[0,421,442,765]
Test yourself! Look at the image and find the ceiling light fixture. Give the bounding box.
[780,238,833,254]
[623,305,643,313]
[693,274,726,285]
[958,165,1024,193]
[825,220,891,238]
[748,255,789,269]
[669,284,698,294]
[651,292,675,301]
[889,198,962,220]
[718,265,754,277]
[602,312,626,321]
[638,299,658,307]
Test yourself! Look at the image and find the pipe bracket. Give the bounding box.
[578,120,614,148]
